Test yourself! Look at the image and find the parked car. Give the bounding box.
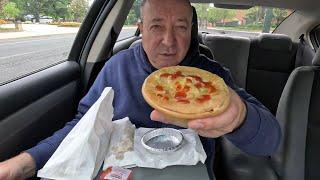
[23,14,35,22]
[1,0,320,179]
[39,16,53,24]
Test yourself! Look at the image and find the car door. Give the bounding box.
[0,0,134,162]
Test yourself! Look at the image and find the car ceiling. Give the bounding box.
[190,0,320,17]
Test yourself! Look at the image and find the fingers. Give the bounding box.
[150,87,247,137]
[150,110,188,128]
[150,110,168,123]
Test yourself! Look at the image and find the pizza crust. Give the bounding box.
[142,66,230,121]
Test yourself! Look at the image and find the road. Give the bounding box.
[0,28,258,84]
[0,34,75,83]
[0,29,135,83]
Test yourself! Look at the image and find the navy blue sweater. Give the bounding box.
[27,42,281,173]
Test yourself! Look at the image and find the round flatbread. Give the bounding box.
[142,66,230,122]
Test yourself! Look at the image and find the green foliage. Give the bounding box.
[125,9,138,25]
[43,0,71,21]
[3,2,20,20]
[273,8,288,24]
[192,4,236,28]
[262,8,274,33]
[208,8,236,24]
[245,7,263,24]
[132,0,142,19]
[0,0,9,18]
[192,4,208,27]
[69,0,88,22]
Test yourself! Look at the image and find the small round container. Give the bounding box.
[141,128,184,154]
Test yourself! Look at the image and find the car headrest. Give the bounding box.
[129,39,141,48]
[258,33,293,51]
[312,49,320,66]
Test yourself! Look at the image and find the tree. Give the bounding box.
[0,0,9,14]
[125,9,137,25]
[21,0,45,22]
[43,0,71,21]
[245,6,265,24]
[207,8,236,26]
[132,0,142,20]
[192,4,209,28]
[273,8,288,25]
[3,2,20,21]
[262,8,274,33]
[69,0,88,22]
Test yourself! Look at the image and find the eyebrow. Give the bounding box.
[151,18,164,23]
[150,18,189,24]
[177,18,189,24]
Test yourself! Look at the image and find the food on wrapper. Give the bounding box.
[100,166,132,180]
[142,66,230,126]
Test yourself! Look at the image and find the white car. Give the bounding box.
[39,16,53,24]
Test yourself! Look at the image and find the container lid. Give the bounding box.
[141,128,184,154]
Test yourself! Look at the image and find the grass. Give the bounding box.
[48,22,82,27]
[0,27,19,33]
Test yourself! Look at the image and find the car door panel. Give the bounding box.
[0,61,80,161]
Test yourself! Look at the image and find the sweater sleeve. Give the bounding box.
[26,62,110,170]
[221,67,282,156]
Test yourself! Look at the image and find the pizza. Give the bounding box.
[142,66,230,122]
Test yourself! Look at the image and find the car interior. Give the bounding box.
[1,0,320,179]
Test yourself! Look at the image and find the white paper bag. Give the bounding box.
[37,87,114,180]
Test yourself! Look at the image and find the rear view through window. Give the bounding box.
[192,3,292,38]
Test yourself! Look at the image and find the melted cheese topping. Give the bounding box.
[154,71,216,104]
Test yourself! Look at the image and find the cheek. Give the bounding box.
[177,35,191,53]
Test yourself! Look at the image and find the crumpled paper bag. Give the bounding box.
[37,87,114,180]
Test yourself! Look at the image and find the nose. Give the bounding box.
[162,28,176,47]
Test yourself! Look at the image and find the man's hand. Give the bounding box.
[150,88,247,138]
[0,153,36,180]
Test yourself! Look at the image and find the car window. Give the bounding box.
[117,0,140,41]
[192,3,292,38]
[310,25,320,51]
[0,1,90,84]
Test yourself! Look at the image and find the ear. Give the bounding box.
[138,22,143,33]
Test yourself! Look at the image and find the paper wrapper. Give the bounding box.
[38,87,114,180]
[103,126,207,170]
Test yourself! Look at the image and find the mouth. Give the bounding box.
[159,53,176,57]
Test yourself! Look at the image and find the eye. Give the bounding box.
[176,25,188,32]
[150,25,162,31]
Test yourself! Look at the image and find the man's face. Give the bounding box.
[139,0,193,69]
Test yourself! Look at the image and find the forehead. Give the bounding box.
[142,0,192,23]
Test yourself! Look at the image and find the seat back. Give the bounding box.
[246,34,298,114]
[203,34,250,88]
[274,49,320,180]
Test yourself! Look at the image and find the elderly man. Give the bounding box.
[0,0,281,179]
